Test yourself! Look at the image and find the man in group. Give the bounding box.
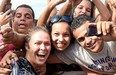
[1,15,116,74]
[56,14,116,74]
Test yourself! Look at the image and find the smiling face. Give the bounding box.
[12,7,35,34]
[73,21,103,53]
[51,22,71,51]
[73,0,91,18]
[25,30,51,67]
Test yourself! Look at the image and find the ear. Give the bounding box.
[25,43,30,50]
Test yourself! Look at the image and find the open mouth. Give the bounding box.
[89,41,96,49]
[37,50,47,58]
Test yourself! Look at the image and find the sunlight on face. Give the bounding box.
[51,22,71,51]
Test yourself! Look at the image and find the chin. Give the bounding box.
[56,47,66,51]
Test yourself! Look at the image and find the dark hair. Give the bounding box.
[71,0,94,18]
[71,14,95,32]
[47,15,72,32]
[13,4,35,21]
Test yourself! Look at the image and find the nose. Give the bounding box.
[40,43,46,50]
[81,8,86,14]
[58,35,64,42]
[20,16,26,21]
[85,37,92,45]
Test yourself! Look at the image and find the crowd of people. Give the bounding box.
[0,0,116,75]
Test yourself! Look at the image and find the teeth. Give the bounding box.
[38,50,47,56]
[57,43,64,47]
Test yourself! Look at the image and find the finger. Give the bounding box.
[96,21,102,35]
[101,22,107,35]
[1,38,11,44]
[3,9,11,16]
[0,67,11,74]
[1,25,11,34]
[105,22,111,34]
[88,23,96,26]
[0,12,4,15]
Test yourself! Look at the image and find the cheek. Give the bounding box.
[86,12,91,16]
[65,37,71,44]
[51,35,57,42]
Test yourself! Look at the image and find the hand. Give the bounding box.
[68,0,82,6]
[50,0,66,6]
[0,51,18,68]
[0,43,9,55]
[0,67,11,75]
[106,0,116,10]
[0,24,14,44]
[89,21,116,41]
[96,21,115,36]
[0,9,12,25]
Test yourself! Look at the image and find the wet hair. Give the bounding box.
[13,4,35,20]
[25,26,50,43]
[71,14,95,32]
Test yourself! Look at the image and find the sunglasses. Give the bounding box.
[50,15,72,23]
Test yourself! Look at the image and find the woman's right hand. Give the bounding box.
[0,51,18,68]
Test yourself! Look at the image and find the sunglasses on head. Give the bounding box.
[50,15,72,23]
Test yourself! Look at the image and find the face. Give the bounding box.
[26,30,51,67]
[73,21,103,53]
[51,22,71,51]
[73,0,91,18]
[12,7,35,34]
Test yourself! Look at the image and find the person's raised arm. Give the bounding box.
[0,24,25,49]
[93,0,111,21]
[37,0,66,26]
[0,0,11,12]
[57,0,82,16]
[105,0,116,23]
[90,21,116,41]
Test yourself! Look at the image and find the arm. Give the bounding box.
[91,21,116,41]
[105,0,116,23]
[80,66,103,75]
[46,0,57,22]
[0,24,25,48]
[93,0,111,21]
[47,53,64,63]
[37,0,65,26]
[57,0,82,15]
[0,0,11,12]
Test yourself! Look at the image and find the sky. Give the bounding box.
[0,0,105,19]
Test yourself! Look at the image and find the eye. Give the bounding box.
[45,42,51,46]
[54,33,59,37]
[64,33,70,37]
[35,42,41,45]
[25,14,32,19]
[16,14,21,18]
[86,8,91,13]
[78,6,83,9]
[77,37,85,42]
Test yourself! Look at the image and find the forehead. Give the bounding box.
[52,22,70,30]
[15,7,33,15]
[78,0,91,7]
[73,21,90,37]
[30,30,50,41]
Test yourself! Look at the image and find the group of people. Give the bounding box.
[0,0,116,75]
